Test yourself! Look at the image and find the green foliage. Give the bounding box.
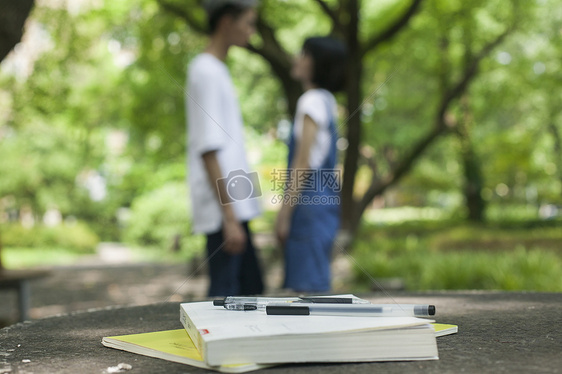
[357,0,562,216]
[123,181,202,257]
[259,0,330,52]
[1,222,99,253]
[0,2,130,235]
[352,220,562,291]
[230,48,287,134]
[0,122,84,214]
[1,0,561,259]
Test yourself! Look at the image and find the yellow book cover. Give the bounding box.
[102,329,270,373]
[432,323,458,337]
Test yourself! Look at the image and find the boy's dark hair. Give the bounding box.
[302,36,348,93]
[207,3,253,35]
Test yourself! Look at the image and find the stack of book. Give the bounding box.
[102,295,457,373]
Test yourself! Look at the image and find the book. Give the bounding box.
[101,323,455,373]
[180,300,439,366]
[101,324,454,372]
[102,329,270,373]
[432,323,458,337]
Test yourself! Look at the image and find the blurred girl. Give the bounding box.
[275,36,347,292]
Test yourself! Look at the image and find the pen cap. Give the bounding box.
[414,305,436,316]
[213,299,225,307]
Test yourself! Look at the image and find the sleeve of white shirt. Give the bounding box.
[187,66,228,156]
[295,91,330,138]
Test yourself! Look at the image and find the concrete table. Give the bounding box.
[0,291,560,374]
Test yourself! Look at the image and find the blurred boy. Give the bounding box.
[186,0,263,296]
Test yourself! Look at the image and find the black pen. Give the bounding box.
[266,304,436,317]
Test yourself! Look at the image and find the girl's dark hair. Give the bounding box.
[302,36,348,93]
[208,4,248,34]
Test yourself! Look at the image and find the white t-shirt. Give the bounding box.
[186,53,261,234]
[293,89,337,168]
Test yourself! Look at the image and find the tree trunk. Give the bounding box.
[458,95,485,222]
[0,229,3,271]
[460,140,486,221]
[0,0,35,61]
[0,0,35,271]
[547,116,562,196]
[340,0,361,235]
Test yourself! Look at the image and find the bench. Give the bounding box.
[0,269,51,322]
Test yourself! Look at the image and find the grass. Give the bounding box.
[353,246,562,292]
[1,236,206,268]
[2,247,86,269]
[351,218,562,292]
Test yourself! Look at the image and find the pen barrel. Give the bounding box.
[266,304,435,317]
[267,305,310,315]
[224,297,299,304]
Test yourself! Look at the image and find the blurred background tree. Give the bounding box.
[0,0,560,290]
[157,0,560,239]
[0,0,35,269]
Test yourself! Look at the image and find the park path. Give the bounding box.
[0,240,354,324]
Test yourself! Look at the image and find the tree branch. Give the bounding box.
[437,27,512,123]
[355,27,513,224]
[359,145,380,180]
[312,0,342,34]
[246,15,302,117]
[361,0,424,56]
[156,0,206,34]
[357,125,445,219]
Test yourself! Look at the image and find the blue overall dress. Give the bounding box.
[283,92,341,292]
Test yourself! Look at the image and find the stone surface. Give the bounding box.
[1,291,560,374]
